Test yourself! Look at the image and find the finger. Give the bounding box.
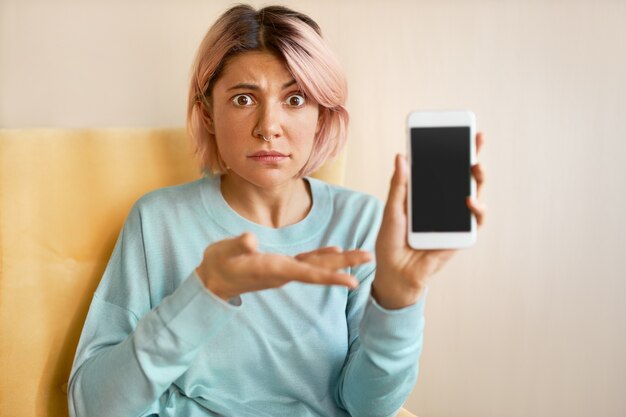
[476,132,484,156]
[294,246,342,261]
[471,163,485,198]
[336,249,373,267]
[297,249,372,270]
[466,196,487,227]
[294,265,359,288]
[267,256,359,288]
[382,154,408,224]
[315,246,343,254]
[218,232,258,257]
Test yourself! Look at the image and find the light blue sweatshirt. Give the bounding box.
[68,175,426,417]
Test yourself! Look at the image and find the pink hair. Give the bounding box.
[187,5,349,177]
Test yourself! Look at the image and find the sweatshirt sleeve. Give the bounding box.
[335,268,427,417]
[67,204,240,417]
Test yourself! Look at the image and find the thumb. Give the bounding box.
[218,232,258,258]
[383,154,408,222]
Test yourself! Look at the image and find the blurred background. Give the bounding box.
[2,0,625,416]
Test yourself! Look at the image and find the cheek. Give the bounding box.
[214,133,243,163]
[213,107,240,135]
[295,108,320,140]
[213,110,251,149]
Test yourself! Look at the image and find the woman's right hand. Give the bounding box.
[195,233,372,301]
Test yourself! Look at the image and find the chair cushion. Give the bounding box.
[0,128,345,416]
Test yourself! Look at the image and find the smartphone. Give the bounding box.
[407,110,477,249]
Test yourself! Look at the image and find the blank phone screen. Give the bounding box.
[410,127,471,232]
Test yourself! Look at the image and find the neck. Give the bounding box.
[220,172,312,228]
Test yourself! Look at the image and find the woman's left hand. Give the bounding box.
[372,132,487,309]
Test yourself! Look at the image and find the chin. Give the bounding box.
[229,166,302,188]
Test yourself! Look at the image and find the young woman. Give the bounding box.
[68,5,486,417]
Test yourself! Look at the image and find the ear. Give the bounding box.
[200,101,215,135]
[315,106,323,135]
[206,114,215,136]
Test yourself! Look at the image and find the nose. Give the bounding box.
[253,101,283,141]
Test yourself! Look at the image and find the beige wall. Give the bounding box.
[2,1,625,416]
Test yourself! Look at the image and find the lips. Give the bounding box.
[249,150,288,157]
[247,150,289,163]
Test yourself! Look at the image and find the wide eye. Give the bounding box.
[232,94,254,107]
[286,94,306,108]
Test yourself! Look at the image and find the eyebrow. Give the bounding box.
[227,79,297,91]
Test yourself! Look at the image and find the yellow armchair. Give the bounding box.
[0,128,416,417]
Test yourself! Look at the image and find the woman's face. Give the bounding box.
[208,51,320,189]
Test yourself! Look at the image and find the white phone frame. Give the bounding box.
[406,110,477,249]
